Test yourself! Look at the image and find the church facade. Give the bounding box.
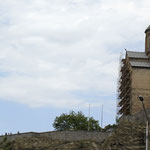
[118,25,150,116]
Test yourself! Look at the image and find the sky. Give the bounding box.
[0,0,150,135]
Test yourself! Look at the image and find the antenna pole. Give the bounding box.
[88,104,90,131]
[101,104,103,128]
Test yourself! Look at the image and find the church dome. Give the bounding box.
[145,25,150,33]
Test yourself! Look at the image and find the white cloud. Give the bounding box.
[0,0,150,108]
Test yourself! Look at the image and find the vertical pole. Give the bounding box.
[88,104,90,131]
[138,96,149,150]
[141,101,149,150]
[101,104,103,128]
[146,120,148,150]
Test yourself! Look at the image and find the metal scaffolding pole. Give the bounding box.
[138,96,149,150]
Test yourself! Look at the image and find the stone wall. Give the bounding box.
[0,130,110,143]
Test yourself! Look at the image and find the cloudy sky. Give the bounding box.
[0,0,150,134]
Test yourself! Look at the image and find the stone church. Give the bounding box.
[118,25,150,116]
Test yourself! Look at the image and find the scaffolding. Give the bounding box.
[117,58,131,116]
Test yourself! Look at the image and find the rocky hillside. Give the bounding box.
[0,136,102,150]
[0,116,149,150]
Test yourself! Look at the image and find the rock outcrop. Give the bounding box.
[102,120,147,150]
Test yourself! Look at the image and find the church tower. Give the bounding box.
[118,25,150,116]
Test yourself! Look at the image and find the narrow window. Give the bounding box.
[147,36,150,49]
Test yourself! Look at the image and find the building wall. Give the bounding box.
[131,68,150,114]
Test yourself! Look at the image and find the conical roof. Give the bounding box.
[145,25,150,33]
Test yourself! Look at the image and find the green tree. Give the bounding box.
[53,111,101,131]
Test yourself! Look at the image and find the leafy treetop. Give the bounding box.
[53,111,101,131]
